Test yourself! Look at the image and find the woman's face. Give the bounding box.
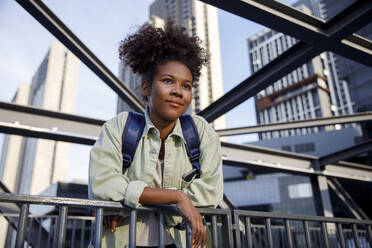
[142,60,193,123]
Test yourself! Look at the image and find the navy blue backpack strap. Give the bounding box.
[179,115,201,178]
[121,112,145,174]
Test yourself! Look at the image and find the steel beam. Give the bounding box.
[311,175,334,217]
[216,112,372,136]
[0,121,96,146]
[1,103,371,182]
[198,0,372,66]
[198,0,372,122]
[0,101,102,140]
[221,142,372,182]
[319,139,372,167]
[15,0,145,113]
[327,178,369,220]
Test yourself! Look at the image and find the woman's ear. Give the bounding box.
[141,80,151,97]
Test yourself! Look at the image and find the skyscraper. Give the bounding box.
[318,0,372,142]
[248,2,353,141]
[117,0,225,129]
[0,42,79,195]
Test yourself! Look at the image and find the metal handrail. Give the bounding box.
[1,193,371,248]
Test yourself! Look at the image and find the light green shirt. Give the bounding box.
[88,110,223,247]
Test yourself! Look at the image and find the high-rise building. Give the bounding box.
[117,0,225,129]
[0,42,79,195]
[248,2,354,141]
[0,42,79,247]
[318,0,372,143]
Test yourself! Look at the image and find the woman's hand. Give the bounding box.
[103,215,125,232]
[176,191,206,248]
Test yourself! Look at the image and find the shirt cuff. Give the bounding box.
[124,180,148,208]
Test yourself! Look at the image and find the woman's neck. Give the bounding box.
[149,112,177,141]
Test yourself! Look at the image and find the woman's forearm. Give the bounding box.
[139,187,184,205]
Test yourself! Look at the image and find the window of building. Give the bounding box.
[288,183,313,199]
[294,143,315,153]
[281,145,292,152]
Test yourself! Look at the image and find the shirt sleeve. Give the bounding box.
[88,117,147,208]
[181,133,223,208]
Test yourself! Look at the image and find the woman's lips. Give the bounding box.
[166,100,183,107]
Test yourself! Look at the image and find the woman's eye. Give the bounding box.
[183,84,191,90]
[162,78,172,84]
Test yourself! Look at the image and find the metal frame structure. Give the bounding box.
[198,0,372,121]
[1,101,372,183]
[1,0,372,246]
[216,112,372,136]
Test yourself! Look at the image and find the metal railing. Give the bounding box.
[0,193,371,248]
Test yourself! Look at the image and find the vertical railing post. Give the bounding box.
[71,219,77,248]
[245,217,253,248]
[94,208,104,248]
[56,205,69,248]
[158,211,165,248]
[303,220,312,248]
[15,203,29,248]
[211,215,218,248]
[265,217,273,248]
[186,223,192,248]
[129,209,137,248]
[80,219,86,247]
[321,221,330,248]
[352,224,361,248]
[284,219,293,248]
[337,223,346,248]
[366,225,372,246]
[223,211,234,248]
[234,212,241,248]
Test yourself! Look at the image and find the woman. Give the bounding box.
[89,20,223,248]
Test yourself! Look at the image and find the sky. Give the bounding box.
[0,0,296,182]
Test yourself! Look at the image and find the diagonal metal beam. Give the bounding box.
[15,0,145,113]
[199,42,319,122]
[327,178,369,220]
[319,139,372,167]
[198,0,372,122]
[199,0,372,65]
[216,112,372,136]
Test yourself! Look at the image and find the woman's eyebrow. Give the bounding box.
[160,74,174,78]
[160,74,192,83]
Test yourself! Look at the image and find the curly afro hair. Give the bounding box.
[119,19,209,84]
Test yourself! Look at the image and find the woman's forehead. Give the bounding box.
[156,61,193,81]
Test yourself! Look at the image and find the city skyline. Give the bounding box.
[0,0,295,183]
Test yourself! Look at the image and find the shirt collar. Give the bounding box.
[143,107,186,144]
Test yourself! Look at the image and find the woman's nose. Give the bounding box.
[170,82,183,97]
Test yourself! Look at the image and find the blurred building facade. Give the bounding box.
[248,2,354,141]
[117,0,226,129]
[0,42,79,195]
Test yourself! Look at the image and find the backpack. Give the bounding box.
[121,112,201,179]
